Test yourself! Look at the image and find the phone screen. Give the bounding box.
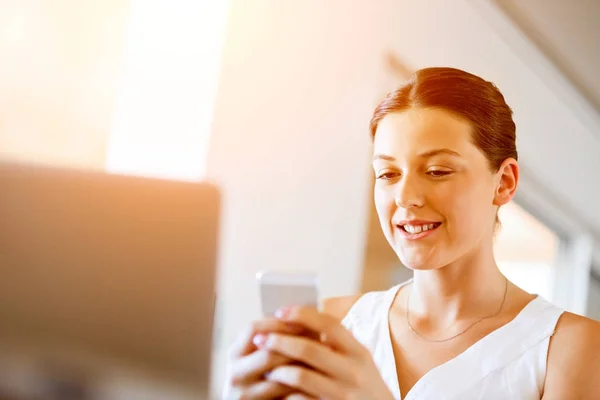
[256,271,319,317]
[256,271,321,362]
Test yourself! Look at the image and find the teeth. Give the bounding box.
[403,223,437,234]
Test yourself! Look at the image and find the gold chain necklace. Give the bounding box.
[405,276,508,343]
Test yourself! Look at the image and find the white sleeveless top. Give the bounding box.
[341,280,564,400]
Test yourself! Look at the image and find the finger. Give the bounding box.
[267,364,341,399]
[284,393,318,400]
[276,306,366,357]
[230,349,291,385]
[256,333,354,381]
[228,318,306,358]
[237,380,295,399]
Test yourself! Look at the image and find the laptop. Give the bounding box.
[0,161,220,400]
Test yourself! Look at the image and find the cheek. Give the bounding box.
[440,179,494,236]
[374,187,394,228]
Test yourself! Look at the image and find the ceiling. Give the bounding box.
[497,0,600,118]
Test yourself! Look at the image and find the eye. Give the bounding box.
[376,171,400,180]
[427,170,452,178]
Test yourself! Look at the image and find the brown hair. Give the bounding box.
[369,67,518,171]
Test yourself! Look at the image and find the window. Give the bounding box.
[494,201,560,299]
[106,0,229,181]
[588,268,600,321]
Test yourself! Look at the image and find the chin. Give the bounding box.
[395,249,443,271]
[401,261,442,271]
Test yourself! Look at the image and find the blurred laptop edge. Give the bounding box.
[0,161,220,400]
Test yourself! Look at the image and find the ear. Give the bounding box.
[493,158,519,207]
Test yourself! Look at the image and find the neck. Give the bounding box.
[408,244,507,325]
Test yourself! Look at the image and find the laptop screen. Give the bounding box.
[0,162,220,400]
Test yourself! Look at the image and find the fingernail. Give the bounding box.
[275,306,291,319]
[253,334,267,348]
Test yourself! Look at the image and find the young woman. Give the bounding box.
[224,67,600,399]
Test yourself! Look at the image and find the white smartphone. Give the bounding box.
[256,271,319,317]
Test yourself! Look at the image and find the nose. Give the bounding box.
[394,173,425,209]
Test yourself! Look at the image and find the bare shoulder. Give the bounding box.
[544,312,600,399]
[321,293,363,321]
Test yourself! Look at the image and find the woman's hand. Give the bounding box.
[253,306,395,400]
[223,318,305,399]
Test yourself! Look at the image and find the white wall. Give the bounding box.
[206,0,390,393]
[0,0,130,169]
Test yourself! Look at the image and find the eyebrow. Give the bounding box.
[371,148,462,162]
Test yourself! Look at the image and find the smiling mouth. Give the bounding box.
[398,222,442,235]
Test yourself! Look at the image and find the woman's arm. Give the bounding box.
[543,312,600,399]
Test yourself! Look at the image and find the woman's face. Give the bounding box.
[372,107,516,270]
